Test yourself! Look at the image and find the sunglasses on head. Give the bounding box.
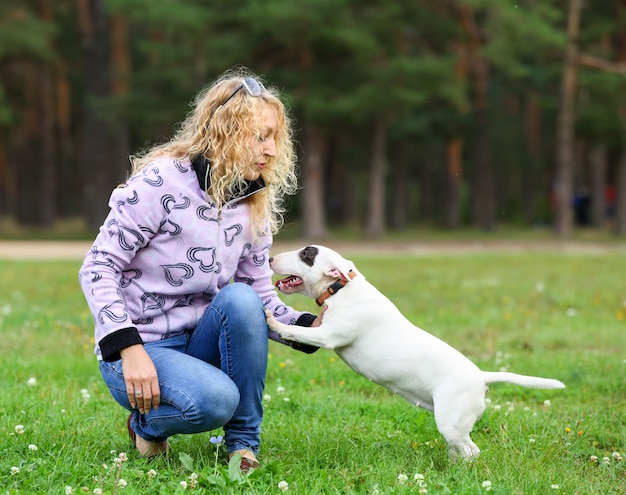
[215,77,265,114]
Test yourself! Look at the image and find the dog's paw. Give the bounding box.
[264,309,280,331]
[265,310,293,338]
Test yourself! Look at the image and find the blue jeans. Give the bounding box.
[99,283,268,455]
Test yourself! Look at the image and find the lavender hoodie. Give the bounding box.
[79,156,315,361]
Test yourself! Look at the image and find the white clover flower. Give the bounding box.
[603,456,610,465]
[550,484,559,489]
[28,444,38,451]
[10,466,20,475]
[263,394,272,402]
[64,486,74,494]
[565,308,577,317]
[529,437,536,443]
[612,451,623,461]
[278,480,289,492]
[117,479,127,488]
[397,473,408,484]
[590,455,598,463]
[419,488,428,494]
[179,480,188,489]
[189,473,198,489]
[543,400,551,407]
[414,473,425,481]
[370,487,380,495]
[148,469,157,479]
[277,386,285,395]
[27,377,37,386]
[535,282,545,292]
[492,404,502,411]
[482,480,492,491]
[15,424,25,434]
[283,397,290,402]
[118,452,128,462]
[93,489,102,495]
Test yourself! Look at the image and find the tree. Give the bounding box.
[553,0,582,236]
[0,0,54,222]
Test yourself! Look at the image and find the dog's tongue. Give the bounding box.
[275,275,303,294]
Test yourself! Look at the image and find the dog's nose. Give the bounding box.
[269,257,274,264]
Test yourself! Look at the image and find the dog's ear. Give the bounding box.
[323,259,357,281]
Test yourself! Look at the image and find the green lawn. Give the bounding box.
[1,249,625,494]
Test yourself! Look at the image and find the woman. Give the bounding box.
[78,68,318,470]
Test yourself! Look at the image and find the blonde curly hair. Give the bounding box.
[128,67,298,236]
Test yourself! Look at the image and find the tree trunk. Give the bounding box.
[55,59,74,216]
[39,0,56,227]
[459,4,494,231]
[299,123,327,239]
[14,61,40,224]
[443,137,462,228]
[554,0,582,236]
[614,0,626,234]
[365,119,387,238]
[588,144,607,228]
[77,0,115,230]
[472,93,494,231]
[616,151,626,234]
[110,14,132,185]
[0,142,15,218]
[524,92,542,223]
[389,145,409,230]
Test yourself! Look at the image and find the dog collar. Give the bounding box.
[315,270,357,306]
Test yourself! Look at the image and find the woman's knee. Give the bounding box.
[214,284,266,334]
[216,283,264,313]
[183,379,240,430]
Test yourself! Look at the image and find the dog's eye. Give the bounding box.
[299,246,318,267]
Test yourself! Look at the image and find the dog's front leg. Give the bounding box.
[265,310,346,350]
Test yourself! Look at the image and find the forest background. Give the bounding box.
[1,0,626,240]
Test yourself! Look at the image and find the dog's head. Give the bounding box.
[269,245,359,299]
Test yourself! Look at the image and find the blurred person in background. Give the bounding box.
[79,67,318,471]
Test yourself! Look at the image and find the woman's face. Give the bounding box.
[243,101,278,181]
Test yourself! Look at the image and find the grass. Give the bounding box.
[1,248,625,494]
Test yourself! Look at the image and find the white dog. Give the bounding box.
[266,245,565,460]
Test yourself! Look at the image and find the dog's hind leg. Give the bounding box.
[433,389,484,461]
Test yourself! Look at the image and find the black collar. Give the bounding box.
[191,155,265,202]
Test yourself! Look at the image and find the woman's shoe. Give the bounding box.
[239,456,260,473]
[229,449,260,473]
[127,413,170,459]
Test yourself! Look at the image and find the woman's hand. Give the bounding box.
[120,344,160,415]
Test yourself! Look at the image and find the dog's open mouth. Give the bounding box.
[275,275,303,294]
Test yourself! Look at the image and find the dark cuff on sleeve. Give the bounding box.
[290,313,319,354]
[99,327,144,362]
[296,313,317,327]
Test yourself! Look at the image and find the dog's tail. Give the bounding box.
[482,371,565,389]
